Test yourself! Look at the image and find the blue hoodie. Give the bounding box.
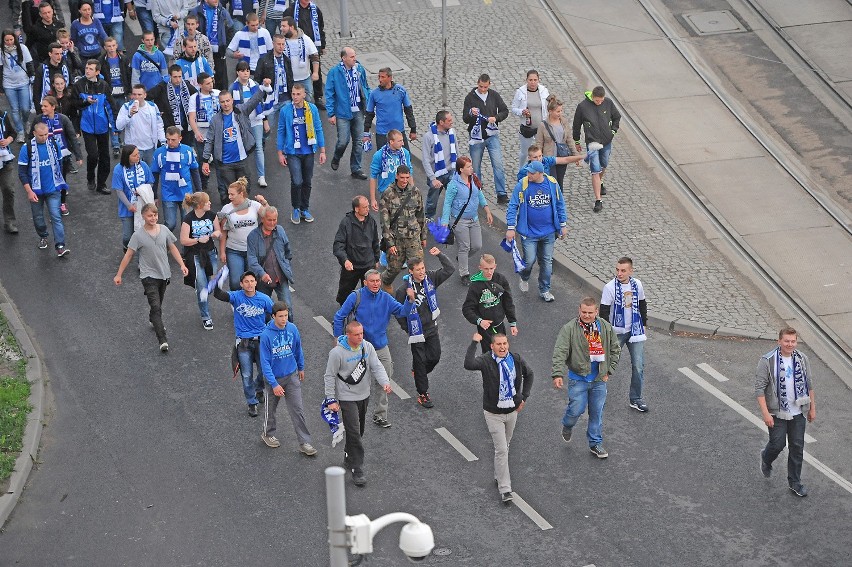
[259,319,304,387]
[333,287,412,349]
[506,174,567,238]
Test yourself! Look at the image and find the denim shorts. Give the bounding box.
[587,142,612,174]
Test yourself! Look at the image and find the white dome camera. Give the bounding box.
[398,521,434,562]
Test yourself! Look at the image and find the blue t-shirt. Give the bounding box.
[291,106,311,155]
[107,56,123,90]
[228,290,274,338]
[18,143,57,195]
[516,156,557,181]
[111,162,154,218]
[365,84,411,135]
[523,179,555,238]
[369,146,411,195]
[221,113,243,164]
[151,144,199,202]
[71,20,107,57]
[569,362,601,383]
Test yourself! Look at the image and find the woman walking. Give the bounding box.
[111,144,154,250]
[180,191,221,330]
[0,30,35,143]
[440,156,493,286]
[114,203,189,353]
[218,177,268,290]
[535,94,575,189]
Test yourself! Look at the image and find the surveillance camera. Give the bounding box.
[398,521,434,563]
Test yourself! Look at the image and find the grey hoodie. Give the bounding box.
[324,336,389,402]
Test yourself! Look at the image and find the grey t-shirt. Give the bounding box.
[128,225,177,280]
[526,90,543,126]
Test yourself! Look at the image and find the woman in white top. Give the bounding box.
[511,69,549,171]
[0,30,35,142]
[218,177,268,290]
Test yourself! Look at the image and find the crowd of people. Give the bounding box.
[0,0,816,503]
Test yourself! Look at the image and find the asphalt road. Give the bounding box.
[1,111,851,566]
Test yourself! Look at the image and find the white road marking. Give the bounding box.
[314,316,410,399]
[434,428,478,462]
[696,363,729,382]
[510,492,553,531]
[679,368,815,443]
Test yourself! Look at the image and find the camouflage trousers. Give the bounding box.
[382,238,423,287]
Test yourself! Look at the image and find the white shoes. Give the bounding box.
[258,176,268,187]
[518,277,529,293]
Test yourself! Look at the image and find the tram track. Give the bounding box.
[537,0,852,375]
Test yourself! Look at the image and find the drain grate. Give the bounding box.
[682,10,747,36]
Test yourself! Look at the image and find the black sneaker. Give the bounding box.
[351,171,368,180]
[789,483,808,497]
[760,453,771,478]
[96,186,111,195]
[248,404,258,417]
[496,195,509,205]
[629,400,649,412]
[417,393,434,408]
[372,416,391,428]
[593,200,603,213]
[112,147,120,159]
[87,181,96,191]
[256,390,265,404]
[561,426,572,443]
[589,444,608,459]
[461,274,471,286]
[501,492,513,504]
[600,183,607,195]
[352,469,367,486]
[330,158,340,171]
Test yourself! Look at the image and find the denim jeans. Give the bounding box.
[469,135,507,197]
[264,17,281,37]
[135,8,156,33]
[287,152,315,211]
[238,340,263,405]
[162,200,182,231]
[251,123,265,177]
[104,22,126,51]
[332,111,364,173]
[617,333,646,403]
[562,379,608,447]
[120,216,134,249]
[256,278,293,322]
[763,413,806,487]
[30,191,64,247]
[193,248,219,320]
[225,248,247,290]
[587,142,612,174]
[425,173,450,219]
[519,232,556,294]
[5,84,31,132]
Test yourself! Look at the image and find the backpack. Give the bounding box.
[343,288,362,330]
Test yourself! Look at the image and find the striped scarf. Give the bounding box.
[291,101,316,149]
[94,0,124,23]
[492,353,517,408]
[773,349,810,419]
[122,163,147,195]
[612,277,646,342]
[194,91,220,127]
[430,122,456,177]
[231,78,265,119]
[342,62,361,111]
[379,144,407,179]
[294,1,322,46]
[164,147,187,187]
[272,0,288,13]
[235,28,270,66]
[167,82,191,128]
[41,115,70,157]
[0,114,12,163]
[41,64,69,103]
[230,0,258,16]
[28,138,67,194]
[284,34,307,65]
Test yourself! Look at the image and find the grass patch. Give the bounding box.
[0,312,30,484]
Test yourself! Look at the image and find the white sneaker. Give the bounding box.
[159,342,169,352]
[541,291,555,302]
[258,176,268,187]
[261,434,280,448]
[518,277,529,293]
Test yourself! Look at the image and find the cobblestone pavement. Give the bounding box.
[319,0,782,334]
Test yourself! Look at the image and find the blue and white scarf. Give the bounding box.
[430,121,456,177]
[612,277,646,342]
[320,397,346,447]
[164,146,187,187]
[167,82,192,128]
[271,54,289,107]
[492,353,517,408]
[122,163,147,195]
[499,238,527,273]
[231,78,264,118]
[205,5,221,52]
[234,27,270,66]
[28,138,67,194]
[379,143,407,179]
[342,62,361,112]
[773,348,810,420]
[272,0,288,13]
[405,276,439,344]
[469,112,499,145]
[94,0,124,23]
[163,27,179,57]
[41,64,69,103]
[294,1,322,46]
[284,34,307,66]
[42,115,70,157]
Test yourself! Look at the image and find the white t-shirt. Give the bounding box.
[190,90,221,136]
[284,34,318,81]
[222,199,262,252]
[780,355,802,417]
[1,45,33,89]
[601,278,646,334]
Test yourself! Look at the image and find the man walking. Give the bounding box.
[189,72,220,192]
[33,43,72,104]
[369,129,411,212]
[333,270,414,429]
[0,111,18,234]
[151,126,202,230]
[279,16,319,101]
[259,300,317,456]
[190,0,239,90]
[332,195,380,305]
[394,247,455,408]
[115,84,167,165]
[149,66,198,147]
[282,0,326,101]
[227,13,273,74]
[464,331,533,504]
[552,297,621,459]
[379,165,425,292]
[505,160,567,303]
[420,110,456,220]
[75,60,116,194]
[363,67,416,150]
[277,82,326,224]
[130,31,168,90]
[325,47,368,179]
[462,254,518,353]
[247,205,296,312]
[462,74,509,203]
[755,327,816,497]
[254,33,295,129]
[177,36,214,87]
[324,321,391,486]
[600,256,649,412]
[572,85,620,213]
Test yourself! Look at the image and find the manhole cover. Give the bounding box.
[432,547,453,556]
[357,51,411,75]
[683,10,747,36]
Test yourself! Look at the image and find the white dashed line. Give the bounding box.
[313,315,334,336]
[696,363,729,382]
[388,379,411,400]
[510,492,553,531]
[434,428,478,462]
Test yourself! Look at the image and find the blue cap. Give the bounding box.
[528,160,545,174]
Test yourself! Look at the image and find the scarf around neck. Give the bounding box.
[291,100,317,149]
[773,348,810,419]
[41,114,70,157]
[612,277,646,342]
[342,62,361,111]
[579,319,605,362]
[405,275,439,344]
[27,138,67,194]
[492,352,517,408]
[430,121,456,177]
[294,1,322,46]
[122,162,147,196]
[379,144,407,179]
[235,28,270,65]
[168,82,192,128]
[94,0,124,23]
[163,146,187,187]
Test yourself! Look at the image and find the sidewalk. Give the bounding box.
[319,0,784,337]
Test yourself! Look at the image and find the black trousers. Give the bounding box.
[213,53,228,91]
[340,397,369,472]
[336,266,370,305]
[141,277,168,344]
[411,333,441,395]
[83,132,111,189]
[215,159,249,205]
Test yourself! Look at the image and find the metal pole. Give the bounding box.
[326,466,349,567]
[339,0,350,39]
[441,0,448,108]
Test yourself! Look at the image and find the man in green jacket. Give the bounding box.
[552,297,620,458]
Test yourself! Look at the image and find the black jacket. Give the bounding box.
[461,88,509,139]
[393,252,456,336]
[464,341,533,414]
[282,2,326,48]
[253,52,294,105]
[98,52,132,99]
[148,81,198,130]
[33,61,73,104]
[333,211,380,270]
[462,271,517,329]
[572,93,621,146]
